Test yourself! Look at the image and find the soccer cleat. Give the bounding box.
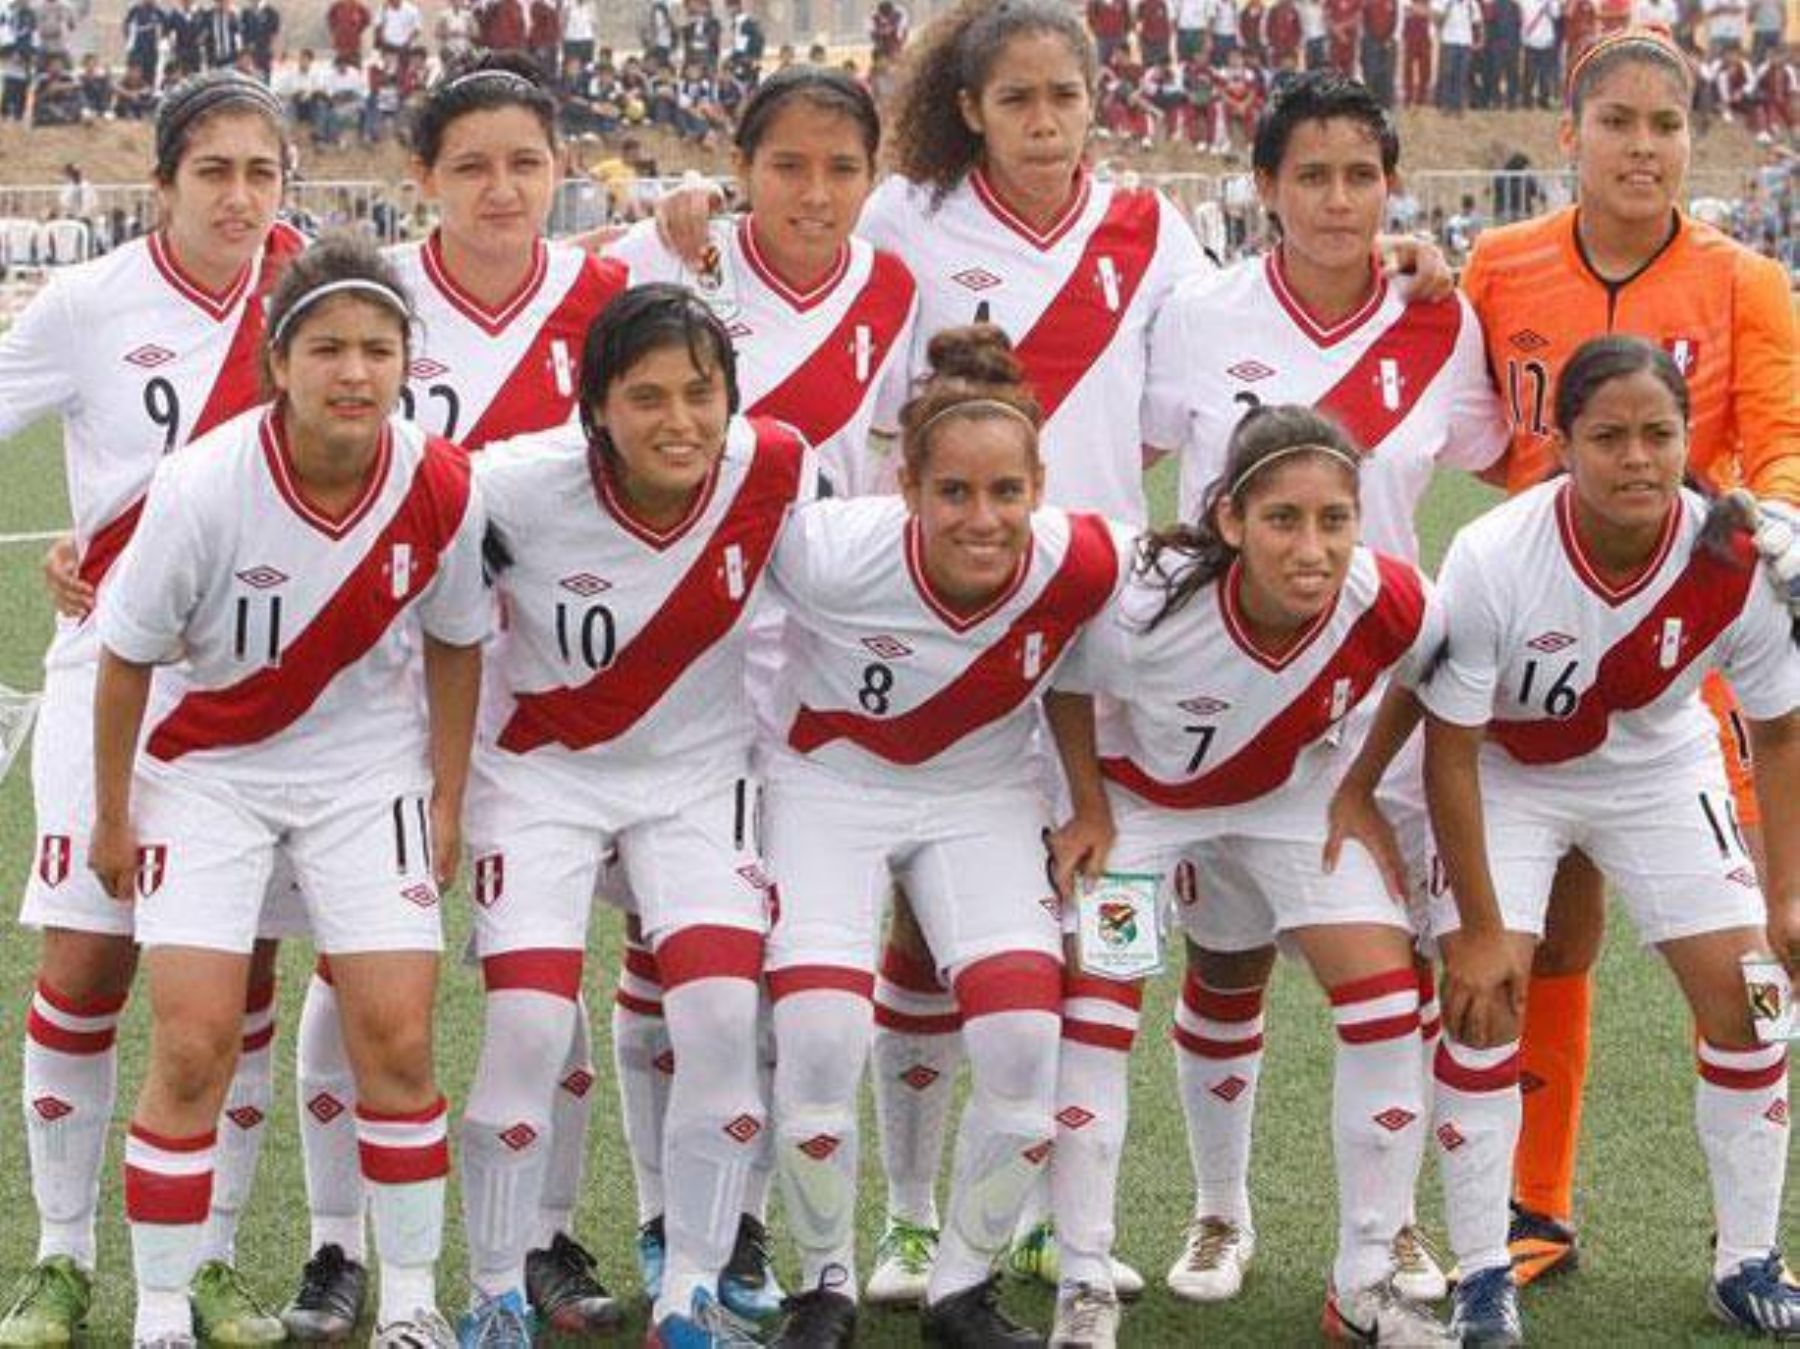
[1005,1221,1143,1302]
[719,1213,785,1322]
[190,1260,287,1345]
[1051,1282,1120,1349]
[0,1255,92,1347]
[525,1231,622,1334]
[636,1216,667,1305]
[770,1266,857,1348]
[368,1308,456,1349]
[455,1289,532,1349]
[921,1277,1040,1347]
[1449,1267,1524,1346]
[1506,1202,1578,1288]
[1165,1216,1255,1304]
[865,1217,938,1305]
[1393,1224,1450,1302]
[1709,1252,1800,1338]
[1324,1276,1456,1346]
[282,1243,369,1342]
[648,1287,762,1348]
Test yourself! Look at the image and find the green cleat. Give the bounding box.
[0,1256,92,1347]
[189,1261,286,1346]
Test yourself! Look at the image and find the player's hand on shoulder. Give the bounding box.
[1380,231,1454,303]
[655,176,726,266]
[42,533,95,619]
[1744,493,1800,618]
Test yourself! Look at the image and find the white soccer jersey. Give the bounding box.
[609,216,919,498]
[477,414,822,802]
[387,232,629,450]
[1145,253,1508,561]
[1421,482,1800,782]
[98,408,491,788]
[858,169,1211,524]
[767,497,1131,793]
[1064,547,1442,839]
[0,224,307,669]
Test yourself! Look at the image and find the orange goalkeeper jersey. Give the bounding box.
[1462,206,1799,503]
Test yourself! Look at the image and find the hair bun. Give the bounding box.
[924,324,1024,389]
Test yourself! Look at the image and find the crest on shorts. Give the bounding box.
[136,844,167,898]
[36,835,71,889]
[473,854,504,909]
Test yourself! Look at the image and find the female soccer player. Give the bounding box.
[457,283,823,1349]
[89,235,490,1349]
[1420,335,1800,1341]
[1050,404,1454,1346]
[1137,69,1503,1313]
[0,69,304,1349]
[286,54,632,1340]
[757,325,1129,1347]
[1459,26,1800,1279]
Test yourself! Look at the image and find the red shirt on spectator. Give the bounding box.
[1265,0,1303,58]
[326,0,370,62]
[526,0,557,48]
[480,0,525,49]
[1240,0,1267,56]
[1139,0,1173,43]
[1563,0,1598,61]
[1325,0,1360,70]
[1088,0,1131,39]
[1364,0,1398,41]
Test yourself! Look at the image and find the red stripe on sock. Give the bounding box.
[614,990,664,1018]
[1434,1042,1521,1093]
[358,1138,450,1184]
[623,945,662,984]
[26,1007,116,1054]
[1173,1023,1264,1060]
[241,1023,276,1054]
[767,965,875,1002]
[1062,1017,1137,1051]
[1420,1016,1442,1041]
[482,948,583,999]
[655,925,764,990]
[1336,1011,1422,1044]
[1064,973,1146,1009]
[873,1005,962,1034]
[955,951,1062,1019]
[128,1124,218,1152]
[1697,1052,1787,1092]
[1329,967,1418,1006]
[35,979,127,1018]
[314,955,334,986]
[1180,973,1264,1022]
[355,1096,447,1126]
[244,979,276,1014]
[878,943,948,994]
[125,1165,212,1224]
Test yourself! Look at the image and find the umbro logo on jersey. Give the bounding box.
[1527,631,1576,653]
[124,344,177,369]
[559,572,612,597]
[1178,695,1231,717]
[1226,359,1276,383]
[400,882,437,909]
[861,634,914,660]
[951,267,1003,291]
[408,357,449,380]
[726,320,754,339]
[1509,329,1550,352]
[235,565,288,590]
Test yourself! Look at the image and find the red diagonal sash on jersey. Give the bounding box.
[750,252,915,450]
[78,227,304,592]
[1010,190,1161,422]
[1101,555,1427,808]
[787,513,1120,763]
[1487,534,1758,765]
[144,440,473,761]
[1313,297,1463,454]
[498,420,806,753]
[460,255,629,451]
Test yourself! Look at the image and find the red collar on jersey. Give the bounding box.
[903,514,1033,633]
[260,405,394,540]
[422,229,549,336]
[737,216,850,313]
[1554,479,1682,606]
[149,230,255,322]
[970,165,1093,252]
[1218,556,1342,671]
[1264,247,1387,350]
[587,437,722,551]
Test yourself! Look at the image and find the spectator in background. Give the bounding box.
[480,0,525,50]
[641,0,675,64]
[1140,0,1174,65]
[1704,0,1747,55]
[1632,0,1677,23]
[321,47,366,142]
[274,44,324,135]
[56,162,97,220]
[113,58,154,113]
[680,0,720,68]
[240,0,279,75]
[563,0,596,67]
[1402,0,1432,100]
[373,0,420,78]
[0,0,35,119]
[1217,43,1262,145]
[1562,0,1596,62]
[1520,0,1557,105]
[1442,189,1482,257]
[196,0,242,70]
[725,0,763,78]
[1434,0,1477,109]
[121,0,159,88]
[527,0,557,74]
[1492,149,1541,219]
[1324,0,1358,72]
[434,0,473,62]
[76,50,110,112]
[1241,0,1268,62]
[1176,0,1207,58]
[1482,0,1522,106]
[1268,0,1305,64]
[1299,0,1327,65]
[1748,0,1782,59]
[30,49,79,121]
[870,0,908,59]
[1363,0,1399,101]
[326,0,369,64]
[34,0,70,62]
[164,0,204,77]
[1088,0,1130,65]
[1759,42,1796,137]
[1715,38,1757,120]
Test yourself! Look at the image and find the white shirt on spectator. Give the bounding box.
[1434,0,1477,45]
[375,0,420,48]
[562,0,593,42]
[1175,0,1209,26]
[1522,0,1559,47]
[1703,0,1747,43]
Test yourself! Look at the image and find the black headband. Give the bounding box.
[156,72,285,175]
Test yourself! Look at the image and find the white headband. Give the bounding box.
[919,397,1036,441]
[270,279,411,347]
[1227,443,1362,497]
[443,68,538,95]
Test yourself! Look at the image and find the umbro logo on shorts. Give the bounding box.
[400,883,437,909]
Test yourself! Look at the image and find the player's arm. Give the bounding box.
[423,634,479,891]
[1044,690,1113,898]
[89,647,151,901]
[1745,709,1800,973]
[1325,683,1419,903]
[1728,253,1800,505]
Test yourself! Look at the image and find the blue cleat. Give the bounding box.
[720,1214,785,1323]
[637,1216,667,1305]
[1449,1266,1523,1346]
[456,1289,532,1349]
[1710,1253,1800,1339]
[648,1288,761,1348]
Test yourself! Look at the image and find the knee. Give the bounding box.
[39,929,136,1006]
[151,1018,240,1106]
[773,992,872,1109]
[352,1015,437,1102]
[966,1010,1061,1108]
[1187,939,1276,992]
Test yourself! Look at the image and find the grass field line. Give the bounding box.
[0,529,64,546]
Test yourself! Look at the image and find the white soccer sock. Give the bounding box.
[462,988,575,1299]
[1053,975,1143,1291]
[1172,970,1265,1227]
[125,1124,213,1340]
[1433,1037,1521,1279]
[201,977,276,1266]
[929,956,1061,1306]
[740,996,777,1223]
[1328,970,1426,1295]
[295,964,366,1261]
[771,980,874,1289]
[358,1097,449,1324]
[871,941,963,1229]
[24,978,125,1270]
[536,994,597,1250]
[655,927,766,1320]
[1696,1040,1788,1278]
[613,942,672,1226]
